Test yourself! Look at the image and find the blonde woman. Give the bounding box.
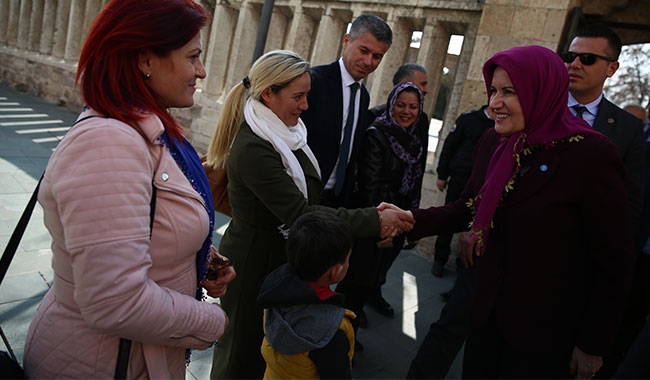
[206,50,413,379]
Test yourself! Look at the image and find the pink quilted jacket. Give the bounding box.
[23,110,227,379]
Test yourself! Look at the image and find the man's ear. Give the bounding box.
[342,33,351,50]
[606,61,619,78]
[138,51,152,76]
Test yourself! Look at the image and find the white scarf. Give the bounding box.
[244,98,321,199]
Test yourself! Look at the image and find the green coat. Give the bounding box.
[210,122,379,379]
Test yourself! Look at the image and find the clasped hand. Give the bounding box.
[570,346,602,380]
[200,246,237,299]
[376,202,415,238]
[458,231,480,268]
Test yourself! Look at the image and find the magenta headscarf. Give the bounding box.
[471,45,603,250]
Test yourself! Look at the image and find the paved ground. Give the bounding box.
[0,84,462,379]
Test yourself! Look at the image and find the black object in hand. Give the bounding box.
[206,256,233,280]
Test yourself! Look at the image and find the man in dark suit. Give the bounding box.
[561,23,646,377]
[301,14,392,208]
[300,14,392,334]
[563,23,645,228]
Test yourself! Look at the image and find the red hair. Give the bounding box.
[76,0,207,139]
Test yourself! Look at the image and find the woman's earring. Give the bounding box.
[144,73,151,80]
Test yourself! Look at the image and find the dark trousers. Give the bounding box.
[434,174,470,264]
[462,318,573,379]
[336,237,380,317]
[598,253,650,378]
[406,260,477,379]
[337,234,406,317]
[376,234,405,289]
[614,319,650,378]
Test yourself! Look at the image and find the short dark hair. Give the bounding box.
[349,14,393,46]
[393,63,427,86]
[573,23,622,60]
[286,211,353,282]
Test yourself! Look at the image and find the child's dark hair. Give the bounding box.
[286,211,353,282]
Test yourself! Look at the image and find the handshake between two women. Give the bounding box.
[376,202,415,239]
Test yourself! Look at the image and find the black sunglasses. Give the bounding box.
[559,51,616,66]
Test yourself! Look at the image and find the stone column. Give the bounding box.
[52,0,71,59]
[64,0,86,61]
[417,19,450,118]
[368,15,413,107]
[456,0,574,116]
[224,1,260,93]
[6,1,20,47]
[204,2,238,97]
[40,0,58,55]
[16,0,32,50]
[266,8,288,52]
[81,1,102,47]
[29,0,44,52]
[440,22,480,142]
[285,7,317,61]
[0,1,10,46]
[311,8,347,66]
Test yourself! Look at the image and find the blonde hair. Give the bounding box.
[206,50,310,168]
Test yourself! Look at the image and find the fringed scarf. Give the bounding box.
[373,82,425,208]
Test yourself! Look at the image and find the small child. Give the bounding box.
[257,211,356,379]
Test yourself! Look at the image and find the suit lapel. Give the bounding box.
[329,62,344,137]
[593,98,616,136]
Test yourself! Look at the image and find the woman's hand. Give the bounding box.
[200,246,236,299]
[458,231,479,268]
[569,346,602,379]
[377,237,393,248]
[436,179,447,192]
[376,202,414,238]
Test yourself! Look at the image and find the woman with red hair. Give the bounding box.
[22,1,235,378]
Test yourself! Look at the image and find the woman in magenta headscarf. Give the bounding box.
[402,45,635,379]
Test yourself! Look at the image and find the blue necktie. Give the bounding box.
[334,82,359,196]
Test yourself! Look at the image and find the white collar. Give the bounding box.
[338,58,362,88]
[568,92,603,114]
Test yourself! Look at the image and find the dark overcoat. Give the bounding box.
[410,128,634,360]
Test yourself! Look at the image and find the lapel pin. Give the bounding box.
[608,118,614,124]
[539,164,548,172]
[162,172,169,181]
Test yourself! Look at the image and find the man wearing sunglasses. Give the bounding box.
[563,23,646,378]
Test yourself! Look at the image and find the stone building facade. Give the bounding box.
[1,0,649,255]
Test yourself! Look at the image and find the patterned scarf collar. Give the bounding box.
[160,132,215,296]
[374,82,424,207]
